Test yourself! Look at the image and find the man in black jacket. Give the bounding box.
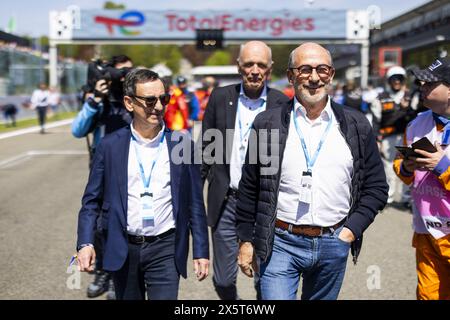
[201,41,289,300]
[236,42,388,300]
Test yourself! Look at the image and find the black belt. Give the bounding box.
[227,188,239,198]
[128,228,175,245]
[275,219,346,237]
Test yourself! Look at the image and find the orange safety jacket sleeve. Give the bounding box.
[393,132,415,186]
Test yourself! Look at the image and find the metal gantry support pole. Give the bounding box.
[360,39,370,88]
[49,40,58,88]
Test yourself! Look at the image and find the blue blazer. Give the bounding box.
[77,126,209,278]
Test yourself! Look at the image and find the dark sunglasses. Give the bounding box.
[132,93,171,108]
[389,75,405,82]
[290,64,334,79]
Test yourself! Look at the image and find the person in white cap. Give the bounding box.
[372,66,418,206]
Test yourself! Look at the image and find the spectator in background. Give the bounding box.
[372,66,418,206]
[48,87,61,116]
[342,80,363,112]
[195,76,217,121]
[282,83,295,99]
[331,83,345,105]
[164,79,190,132]
[362,82,381,127]
[176,76,201,127]
[2,103,18,127]
[30,83,50,134]
[177,76,200,127]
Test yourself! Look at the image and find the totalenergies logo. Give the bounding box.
[94,10,145,36]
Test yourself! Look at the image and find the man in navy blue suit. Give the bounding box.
[76,68,209,300]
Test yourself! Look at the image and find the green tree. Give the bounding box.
[205,50,231,66]
[162,46,183,73]
[97,45,181,73]
[270,45,297,79]
[103,1,126,9]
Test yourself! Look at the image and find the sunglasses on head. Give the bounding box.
[132,93,171,108]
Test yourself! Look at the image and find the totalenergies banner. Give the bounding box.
[72,9,348,40]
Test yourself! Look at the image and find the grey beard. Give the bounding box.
[300,90,328,105]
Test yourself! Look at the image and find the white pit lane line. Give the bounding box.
[0,119,74,140]
[0,150,88,169]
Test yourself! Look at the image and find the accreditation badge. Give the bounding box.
[299,171,312,204]
[140,189,155,228]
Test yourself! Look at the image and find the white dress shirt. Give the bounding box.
[127,123,175,236]
[276,97,353,227]
[229,84,267,190]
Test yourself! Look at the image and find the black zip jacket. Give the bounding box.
[236,99,389,264]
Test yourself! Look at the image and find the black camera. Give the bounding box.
[86,59,133,103]
[86,59,109,91]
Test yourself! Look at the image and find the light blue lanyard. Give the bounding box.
[433,112,450,144]
[237,97,266,144]
[131,131,165,190]
[442,123,450,145]
[292,108,333,172]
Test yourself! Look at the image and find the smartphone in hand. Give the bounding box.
[411,137,437,153]
[395,137,437,159]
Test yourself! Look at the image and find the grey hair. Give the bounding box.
[288,50,296,69]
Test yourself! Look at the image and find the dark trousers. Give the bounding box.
[36,106,47,128]
[4,112,16,126]
[94,229,105,270]
[212,194,261,300]
[112,231,180,300]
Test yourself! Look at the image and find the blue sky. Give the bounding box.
[0,0,430,37]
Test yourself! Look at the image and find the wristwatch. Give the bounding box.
[77,243,94,251]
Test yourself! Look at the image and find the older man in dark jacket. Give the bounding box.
[201,41,289,300]
[236,43,388,300]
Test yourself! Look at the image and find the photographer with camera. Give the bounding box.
[72,54,133,300]
[72,55,134,162]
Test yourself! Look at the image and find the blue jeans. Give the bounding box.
[260,224,350,300]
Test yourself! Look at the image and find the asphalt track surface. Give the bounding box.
[0,123,417,300]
